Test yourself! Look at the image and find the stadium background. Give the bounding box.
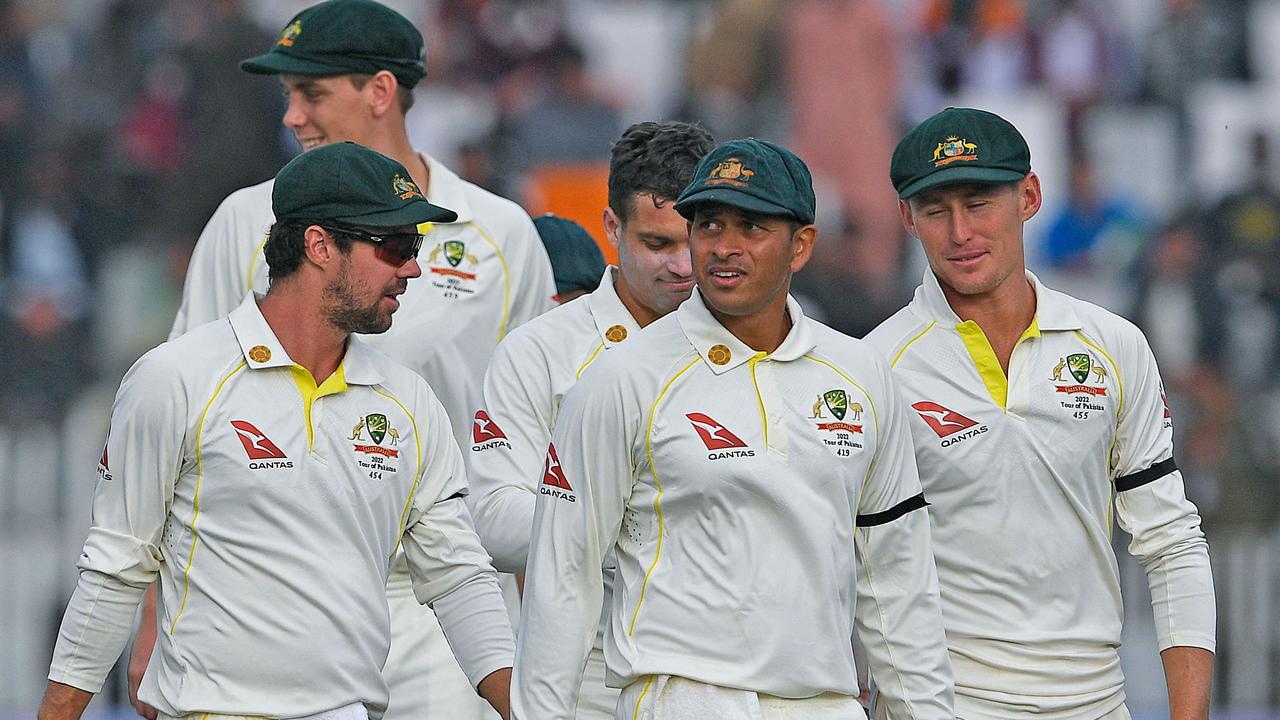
[1,0,1278,716]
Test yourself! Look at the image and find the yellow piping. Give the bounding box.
[802,354,882,510]
[171,360,248,634]
[1074,330,1124,533]
[633,675,655,719]
[470,221,512,344]
[890,321,936,368]
[576,342,606,380]
[246,234,269,294]
[373,387,423,552]
[747,352,769,446]
[630,357,700,634]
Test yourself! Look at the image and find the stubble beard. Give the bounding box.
[323,260,393,335]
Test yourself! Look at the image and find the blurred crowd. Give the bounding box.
[4,0,1280,712]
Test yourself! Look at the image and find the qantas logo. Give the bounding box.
[471,410,512,451]
[539,443,576,502]
[97,443,112,482]
[230,420,293,469]
[686,413,755,459]
[911,402,987,447]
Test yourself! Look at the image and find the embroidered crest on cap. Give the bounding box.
[931,136,979,167]
[393,173,424,200]
[706,158,754,187]
[276,20,302,47]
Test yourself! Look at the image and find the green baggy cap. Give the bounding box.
[674,138,816,225]
[532,214,606,297]
[241,0,426,89]
[891,107,1031,200]
[272,142,456,226]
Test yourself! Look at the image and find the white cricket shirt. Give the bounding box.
[512,290,954,720]
[49,296,513,718]
[864,270,1216,719]
[168,154,557,448]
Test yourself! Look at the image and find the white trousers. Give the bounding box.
[158,703,367,720]
[617,676,867,720]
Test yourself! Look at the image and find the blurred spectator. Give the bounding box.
[917,0,1033,96]
[682,0,787,141]
[1143,0,1245,110]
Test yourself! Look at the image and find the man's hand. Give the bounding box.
[477,666,512,720]
[1162,645,1213,720]
[37,681,93,720]
[127,584,160,719]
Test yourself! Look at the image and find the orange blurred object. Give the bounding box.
[523,163,615,264]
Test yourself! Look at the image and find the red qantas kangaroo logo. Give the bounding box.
[230,420,288,460]
[686,413,748,450]
[542,443,572,490]
[472,410,508,443]
[911,402,978,438]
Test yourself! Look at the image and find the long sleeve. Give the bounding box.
[512,369,636,720]
[1111,331,1215,652]
[466,332,558,573]
[402,392,514,687]
[853,365,953,719]
[169,186,272,338]
[49,350,187,691]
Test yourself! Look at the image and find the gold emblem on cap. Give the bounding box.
[708,344,732,365]
[393,173,423,200]
[249,345,272,363]
[931,136,978,167]
[706,158,754,187]
[605,325,628,343]
[277,20,302,47]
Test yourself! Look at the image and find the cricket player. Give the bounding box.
[129,2,556,718]
[38,142,513,720]
[466,121,714,718]
[512,138,954,719]
[865,107,1216,719]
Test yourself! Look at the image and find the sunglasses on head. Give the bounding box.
[323,225,425,266]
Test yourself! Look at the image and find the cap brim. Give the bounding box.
[897,166,1027,200]
[335,200,458,227]
[674,187,798,221]
[241,51,350,77]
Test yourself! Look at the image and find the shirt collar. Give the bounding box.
[913,268,1081,332]
[420,153,474,224]
[677,288,816,375]
[228,294,385,385]
[587,267,644,348]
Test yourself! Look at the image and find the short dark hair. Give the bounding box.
[264,219,354,282]
[608,121,715,225]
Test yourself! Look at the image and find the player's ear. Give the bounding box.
[789,224,817,273]
[1019,172,1043,222]
[303,225,337,267]
[603,206,621,248]
[366,70,400,118]
[898,199,918,238]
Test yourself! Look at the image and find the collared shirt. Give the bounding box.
[168,154,557,449]
[467,267,640,574]
[512,290,953,720]
[49,296,513,718]
[864,270,1216,720]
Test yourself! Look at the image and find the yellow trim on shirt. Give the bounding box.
[633,675,656,719]
[1073,330,1124,535]
[576,342,606,380]
[171,360,248,634]
[632,357,701,634]
[1074,331,1124,415]
[371,387,423,550]
[469,221,513,344]
[748,352,769,446]
[955,317,1040,409]
[890,321,937,368]
[246,233,269,294]
[290,363,348,449]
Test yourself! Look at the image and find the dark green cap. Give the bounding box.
[241,0,426,89]
[272,142,456,226]
[891,107,1031,200]
[674,138,816,224]
[533,214,606,297]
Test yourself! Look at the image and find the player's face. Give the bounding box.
[690,203,815,327]
[281,74,377,151]
[323,226,423,334]
[902,174,1041,302]
[606,194,694,326]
